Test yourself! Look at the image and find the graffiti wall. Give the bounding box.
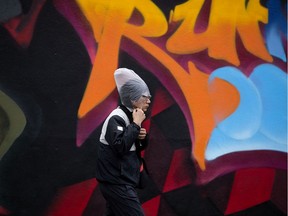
[0,0,287,215]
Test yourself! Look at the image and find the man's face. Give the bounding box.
[132,95,151,112]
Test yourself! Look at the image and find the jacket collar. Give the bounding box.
[119,105,133,123]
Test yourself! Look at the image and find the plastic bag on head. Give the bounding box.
[114,68,150,108]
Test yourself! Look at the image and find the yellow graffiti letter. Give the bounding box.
[77,0,168,118]
[77,0,138,118]
[167,0,272,66]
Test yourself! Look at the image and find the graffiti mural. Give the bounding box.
[0,0,286,215]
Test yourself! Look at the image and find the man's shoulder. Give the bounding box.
[108,108,130,126]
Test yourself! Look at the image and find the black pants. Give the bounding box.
[99,183,145,216]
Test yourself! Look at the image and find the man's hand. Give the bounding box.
[138,128,147,140]
[133,108,146,127]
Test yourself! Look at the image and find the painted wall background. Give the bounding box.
[0,0,287,215]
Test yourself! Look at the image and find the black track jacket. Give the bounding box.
[95,105,148,187]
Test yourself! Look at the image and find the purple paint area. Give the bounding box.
[76,90,118,146]
[196,150,287,185]
[53,0,97,63]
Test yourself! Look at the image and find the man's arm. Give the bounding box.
[105,115,140,154]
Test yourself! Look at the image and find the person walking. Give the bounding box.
[95,68,151,216]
